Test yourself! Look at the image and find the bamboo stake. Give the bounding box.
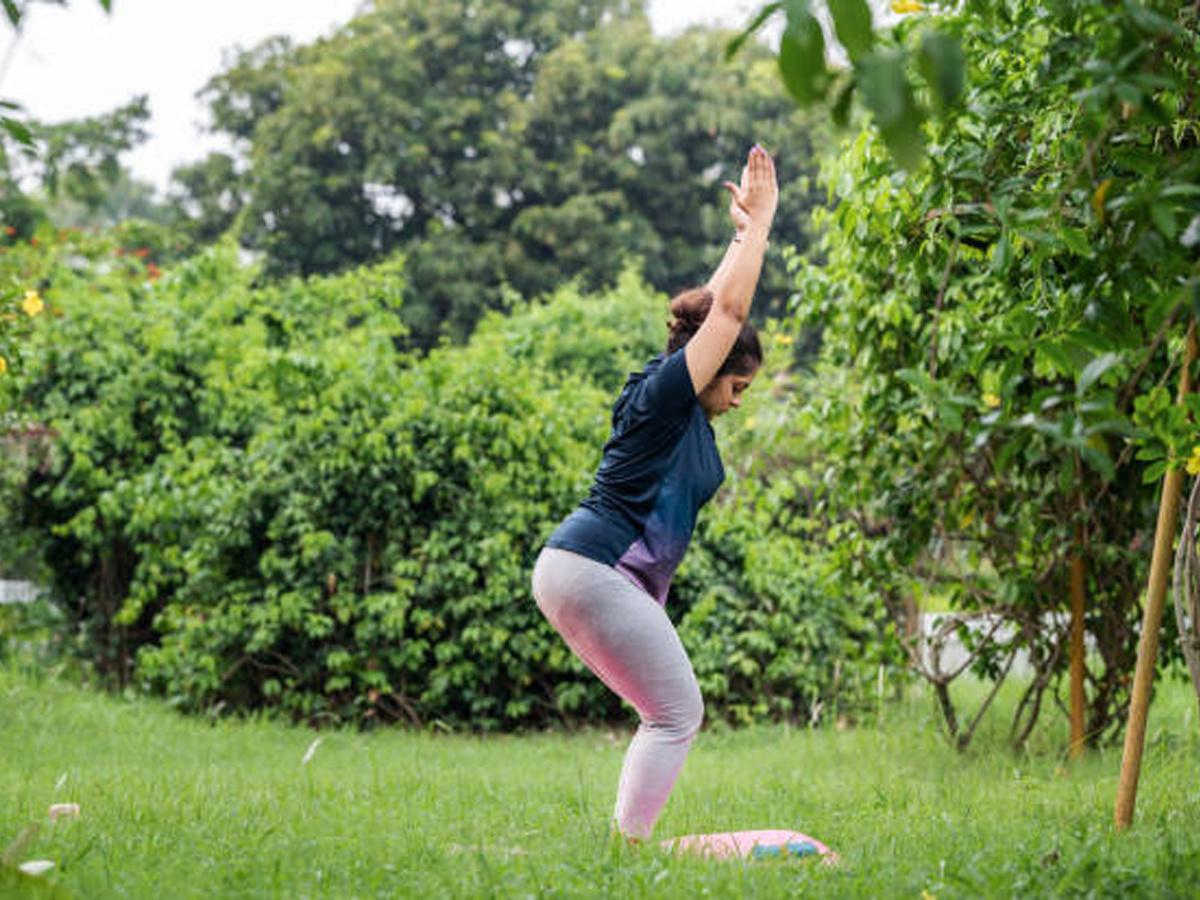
[1114,318,1198,831]
[1069,523,1086,759]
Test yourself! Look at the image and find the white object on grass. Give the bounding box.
[48,803,80,821]
[301,737,322,766]
[18,860,55,876]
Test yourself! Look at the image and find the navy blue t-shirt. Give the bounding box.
[545,348,725,605]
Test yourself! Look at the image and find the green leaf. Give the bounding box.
[1,115,32,147]
[1162,184,1200,199]
[1150,203,1176,240]
[895,367,932,391]
[830,76,856,127]
[2,0,19,27]
[1123,0,1186,39]
[1060,227,1090,256]
[1134,229,1166,264]
[1142,459,1168,484]
[726,2,783,60]
[1036,340,1076,376]
[1077,352,1122,394]
[857,51,905,125]
[995,436,1025,473]
[938,398,963,431]
[858,51,925,169]
[778,8,828,105]
[991,232,1011,273]
[99,0,113,11]
[918,31,965,113]
[829,0,873,62]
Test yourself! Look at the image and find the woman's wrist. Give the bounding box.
[733,224,771,245]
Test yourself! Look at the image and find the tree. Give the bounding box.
[505,18,818,322]
[180,0,824,348]
[46,167,170,230]
[785,0,1200,749]
[166,152,244,245]
[0,96,155,235]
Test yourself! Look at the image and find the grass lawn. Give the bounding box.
[2,662,1198,899]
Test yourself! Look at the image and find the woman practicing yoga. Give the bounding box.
[531,144,778,841]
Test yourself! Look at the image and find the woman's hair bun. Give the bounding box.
[666,287,714,352]
[664,286,764,376]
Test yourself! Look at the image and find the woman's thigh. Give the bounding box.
[532,548,701,724]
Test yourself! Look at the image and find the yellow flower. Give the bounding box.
[0,355,7,375]
[982,392,1001,409]
[891,0,925,13]
[1186,445,1200,477]
[21,290,43,317]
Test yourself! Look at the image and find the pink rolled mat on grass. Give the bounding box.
[661,829,837,863]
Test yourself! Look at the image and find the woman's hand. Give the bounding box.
[687,144,777,396]
[723,144,778,236]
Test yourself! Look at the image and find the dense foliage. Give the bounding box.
[781,0,1200,747]
[1,230,892,729]
[11,0,1196,755]
[180,0,823,348]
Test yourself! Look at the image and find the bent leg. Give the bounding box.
[533,548,704,839]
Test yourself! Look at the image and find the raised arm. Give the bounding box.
[684,145,778,395]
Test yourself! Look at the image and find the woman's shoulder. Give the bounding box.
[611,349,692,426]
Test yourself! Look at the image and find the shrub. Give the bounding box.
[4,256,895,729]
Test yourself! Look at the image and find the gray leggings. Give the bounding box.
[531,547,703,839]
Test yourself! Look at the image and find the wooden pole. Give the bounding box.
[1114,318,1198,830]
[1069,522,1086,759]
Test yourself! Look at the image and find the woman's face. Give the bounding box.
[698,368,758,420]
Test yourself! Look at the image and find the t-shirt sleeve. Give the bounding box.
[632,348,695,423]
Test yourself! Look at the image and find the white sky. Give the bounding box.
[0,0,757,195]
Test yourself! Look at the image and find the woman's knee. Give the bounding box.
[652,682,704,738]
[682,686,705,736]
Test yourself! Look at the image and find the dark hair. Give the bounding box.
[665,287,763,376]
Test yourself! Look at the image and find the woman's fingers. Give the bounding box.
[724,146,775,226]
[724,181,751,227]
[723,180,751,210]
[748,145,777,191]
[735,144,777,224]
[748,146,765,185]
[748,149,765,190]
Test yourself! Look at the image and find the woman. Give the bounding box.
[531,144,779,841]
